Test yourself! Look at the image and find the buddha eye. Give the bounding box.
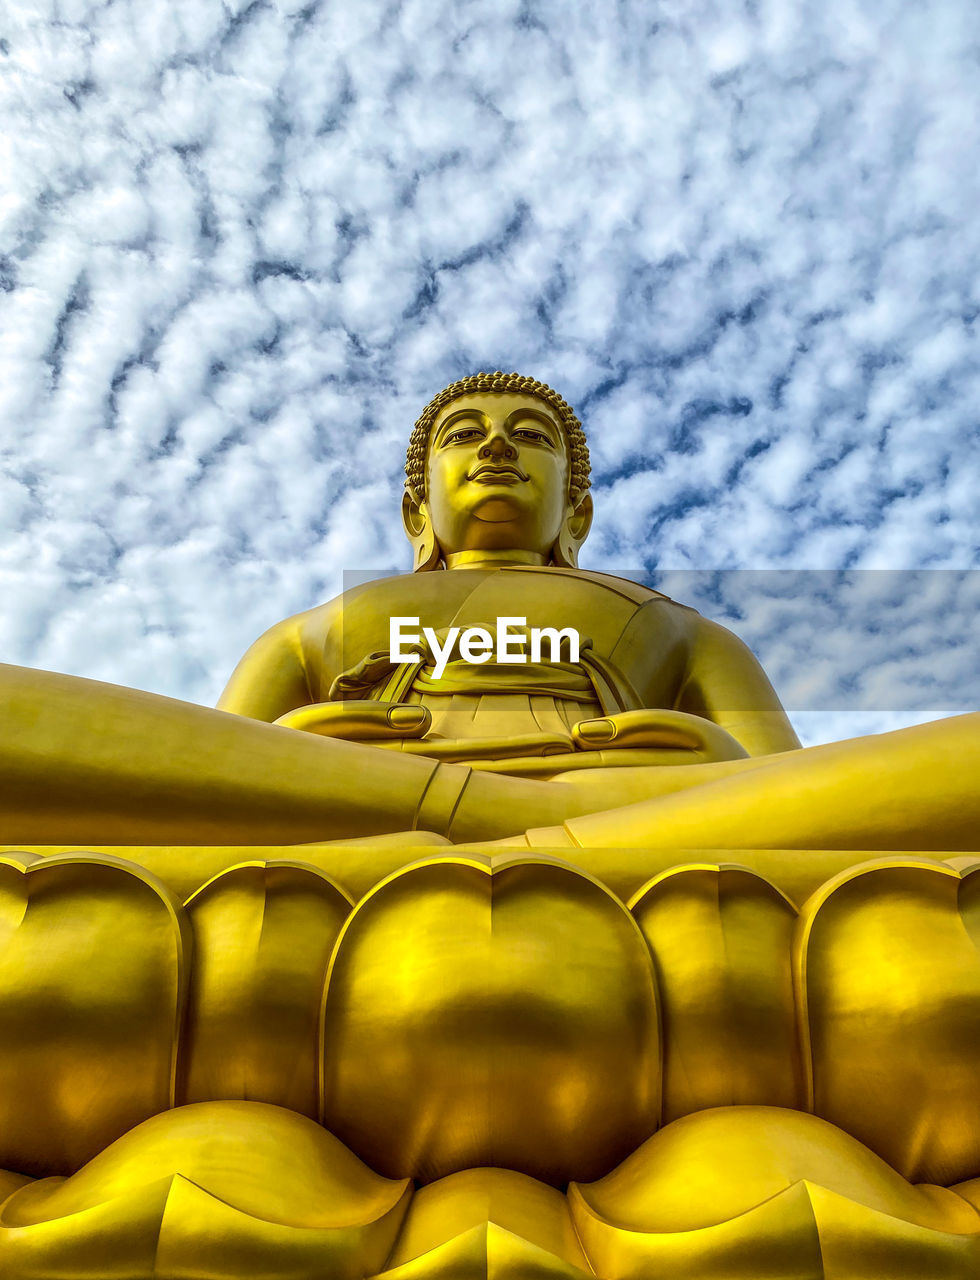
[513,428,553,445]
[444,426,484,445]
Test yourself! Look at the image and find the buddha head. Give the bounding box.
[403,371,593,570]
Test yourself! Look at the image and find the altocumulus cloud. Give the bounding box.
[0,0,977,742]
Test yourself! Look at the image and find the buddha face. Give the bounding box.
[423,391,572,560]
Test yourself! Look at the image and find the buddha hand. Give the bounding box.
[273,700,431,740]
[572,709,749,762]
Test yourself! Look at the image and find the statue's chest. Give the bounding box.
[326,571,689,715]
[361,573,642,655]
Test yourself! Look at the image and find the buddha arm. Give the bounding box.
[217,616,314,721]
[674,617,801,756]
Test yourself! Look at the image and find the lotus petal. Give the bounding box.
[571,1107,980,1279]
[181,861,352,1115]
[320,854,661,1183]
[0,853,187,1175]
[630,864,801,1120]
[799,859,980,1183]
[0,1101,411,1279]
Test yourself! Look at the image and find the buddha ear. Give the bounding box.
[401,488,442,572]
[552,492,593,568]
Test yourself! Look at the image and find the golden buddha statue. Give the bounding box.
[1,371,979,1278]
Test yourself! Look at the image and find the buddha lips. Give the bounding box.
[389,616,581,679]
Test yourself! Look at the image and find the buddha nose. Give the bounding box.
[479,431,517,460]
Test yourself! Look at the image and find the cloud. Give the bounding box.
[0,0,976,740]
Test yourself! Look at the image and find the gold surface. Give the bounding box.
[0,1102,411,1278]
[182,862,353,1116]
[5,1101,980,1278]
[379,1168,591,1277]
[1,849,980,1272]
[799,860,980,1184]
[0,852,186,1177]
[569,1107,980,1279]
[0,373,978,1275]
[630,864,802,1121]
[319,855,661,1183]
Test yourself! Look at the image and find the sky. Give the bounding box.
[1,0,977,744]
